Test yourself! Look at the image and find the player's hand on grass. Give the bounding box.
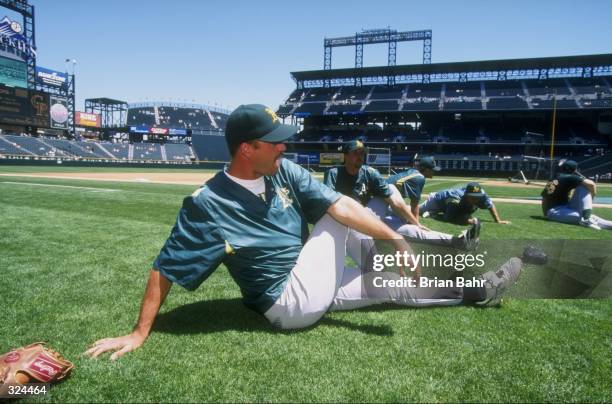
[417,223,431,232]
[84,332,146,361]
[497,220,511,225]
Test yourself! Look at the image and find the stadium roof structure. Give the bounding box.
[85,97,128,105]
[291,53,612,87]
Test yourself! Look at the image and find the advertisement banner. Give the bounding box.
[169,128,187,136]
[0,56,27,88]
[36,67,68,90]
[319,152,344,165]
[149,127,168,135]
[0,84,49,127]
[49,96,69,129]
[129,125,148,133]
[76,111,101,127]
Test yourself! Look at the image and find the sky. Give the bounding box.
[15,0,612,112]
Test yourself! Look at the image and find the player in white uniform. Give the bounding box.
[85,104,522,360]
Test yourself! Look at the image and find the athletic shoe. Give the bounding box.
[455,218,480,250]
[422,211,430,218]
[579,217,601,230]
[591,215,612,230]
[475,257,523,307]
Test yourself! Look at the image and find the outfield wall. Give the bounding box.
[0,156,226,170]
[192,134,231,162]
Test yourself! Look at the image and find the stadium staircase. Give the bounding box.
[206,110,219,129]
[63,140,92,157]
[128,144,134,160]
[439,83,446,110]
[480,82,487,110]
[564,78,582,108]
[521,82,534,109]
[0,134,37,156]
[154,106,161,125]
[94,143,117,158]
[161,145,168,161]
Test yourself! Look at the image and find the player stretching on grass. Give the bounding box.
[542,160,612,230]
[419,182,511,225]
[85,104,522,360]
[324,143,480,267]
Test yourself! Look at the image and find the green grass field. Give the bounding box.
[1,165,611,402]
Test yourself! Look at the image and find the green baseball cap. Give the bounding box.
[341,140,368,154]
[560,159,578,173]
[225,104,299,151]
[419,156,441,172]
[465,182,485,198]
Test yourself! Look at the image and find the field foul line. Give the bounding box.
[0,181,120,192]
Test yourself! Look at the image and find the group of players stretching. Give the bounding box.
[325,140,611,233]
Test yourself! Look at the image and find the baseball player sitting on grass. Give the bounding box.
[419,182,510,225]
[85,104,522,361]
[387,155,440,219]
[324,143,480,250]
[541,160,612,230]
[324,143,480,268]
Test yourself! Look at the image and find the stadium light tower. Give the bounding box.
[65,58,77,137]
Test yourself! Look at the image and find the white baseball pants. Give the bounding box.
[264,214,463,330]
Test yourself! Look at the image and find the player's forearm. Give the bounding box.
[489,206,503,223]
[387,195,419,225]
[132,269,172,339]
[583,180,596,196]
[328,196,400,241]
[411,200,420,218]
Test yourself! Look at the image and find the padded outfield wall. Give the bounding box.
[191,133,231,162]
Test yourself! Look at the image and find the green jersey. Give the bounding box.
[323,165,392,206]
[541,173,584,214]
[153,159,341,314]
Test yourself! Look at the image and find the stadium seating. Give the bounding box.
[4,135,56,157]
[327,103,363,114]
[335,86,371,101]
[128,107,156,126]
[531,99,579,109]
[445,81,482,97]
[369,85,405,100]
[0,135,34,155]
[108,143,130,160]
[364,100,400,112]
[406,83,442,99]
[164,143,193,161]
[487,96,528,110]
[443,100,483,110]
[293,102,327,115]
[524,78,570,96]
[484,80,524,97]
[303,88,338,102]
[132,143,163,160]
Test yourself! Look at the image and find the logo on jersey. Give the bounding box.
[276,187,293,209]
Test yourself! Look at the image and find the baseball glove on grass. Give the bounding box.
[522,245,548,265]
[0,342,74,394]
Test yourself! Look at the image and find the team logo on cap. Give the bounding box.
[472,186,481,192]
[264,107,279,123]
[356,140,364,148]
